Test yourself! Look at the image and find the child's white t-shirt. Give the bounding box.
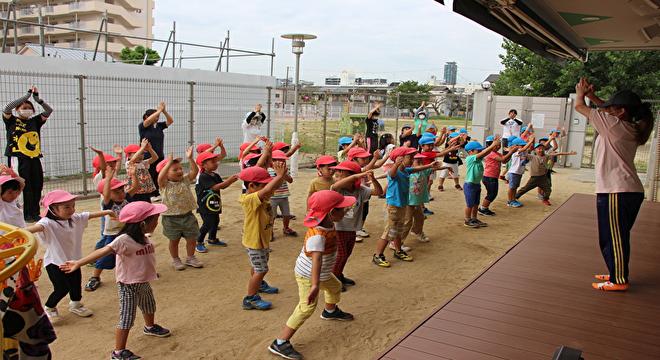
[36,212,90,266]
[508,152,527,175]
[0,200,25,231]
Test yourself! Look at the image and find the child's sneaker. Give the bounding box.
[268,340,303,360]
[111,349,141,360]
[340,276,356,286]
[413,232,430,242]
[388,241,411,252]
[283,228,298,237]
[464,219,479,228]
[208,239,227,247]
[45,307,61,323]
[143,324,171,338]
[473,219,488,227]
[185,256,204,268]
[372,254,390,267]
[355,236,364,243]
[68,301,93,317]
[507,200,523,208]
[592,281,629,291]
[478,207,496,216]
[85,276,101,291]
[172,258,186,271]
[537,193,544,200]
[195,243,208,253]
[320,306,354,321]
[542,199,552,206]
[423,207,434,216]
[242,295,272,310]
[356,229,369,238]
[393,250,413,262]
[259,280,279,294]
[455,184,463,191]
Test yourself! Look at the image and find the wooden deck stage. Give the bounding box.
[378,193,660,360]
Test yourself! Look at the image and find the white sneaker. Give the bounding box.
[45,307,61,323]
[185,255,204,268]
[68,301,93,317]
[356,229,369,238]
[388,241,412,252]
[414,232,430,243]
[172,257,186,271]
[150,196,162,202]
[355,236,364,243]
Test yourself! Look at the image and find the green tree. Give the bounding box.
[494,39,660,99]
[389,81,433,113]
[119,46,161,66]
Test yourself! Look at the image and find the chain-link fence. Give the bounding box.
[0,69,272,196]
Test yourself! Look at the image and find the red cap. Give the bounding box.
[156,157,181,173]
[332,160,361,173]
[315,155,337,167]
[239,166,272,184]
[119,201,168,223]
[196,143,213,154]
[389,147,417,161]
[97,178,127,194]
[92,153,119,169]
[243,153,262,164]
[41,190,76,217]
[196,152,220,166]
[347,147,371,160]
[239,142,260,153]
[414,153,427,159]
[124,144,140,156]
[273,142,290,151]
[304,190,356,227]
[271,150,288,160]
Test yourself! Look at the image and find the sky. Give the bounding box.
[151,0,505,85]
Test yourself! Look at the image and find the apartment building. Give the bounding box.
[1,0,154,56]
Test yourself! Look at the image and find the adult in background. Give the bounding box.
[574,77,654,292]
[139,101,173,199]
[3,86,53,222]
[364,103,381,154]
[500,109,523,148]
[243,104,266,143]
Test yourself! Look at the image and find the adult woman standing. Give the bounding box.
[3,86,53,222]
[242,104,266,143]
[364,103,381,154]
[138,101,173,198]
[574,77,654,292]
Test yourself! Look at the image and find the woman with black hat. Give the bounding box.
[574,77,654,292]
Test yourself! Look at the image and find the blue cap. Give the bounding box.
[448,126,457,131]
[507,135,519,143]
[459,128,468,134]
[551,128,561,133]
[486,135,494,142]
[419,137,435,145]
[512,138,527,146]
[534,142,544,148]
[448,132,460,138]
[465,141,484,152]
[428,124,437,129]
[338,136,352,145]
[422,131,436,138]
[521,126,527,132]
[402,124,412,129]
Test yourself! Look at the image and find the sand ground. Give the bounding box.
[37,166,596,360]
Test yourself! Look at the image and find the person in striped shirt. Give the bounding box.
[268,150,297,237]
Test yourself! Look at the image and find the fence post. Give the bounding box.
[188,81,195,146]
[395,92,400,133]
[322,91,328,154]
[266,86,272,137]
[75,75,89,195]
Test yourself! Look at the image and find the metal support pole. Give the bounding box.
[76,75,89,195]
[464,93,469,129]
[290,52,301,177]
[38,5,45,56]
[225,30,230,72]
[92,15,105,61]
[103,9,108,62]
[12,5,17,53]
[269,37,274,76]
[178,43,183,68]
[188,81,195,146]
[1,3,10,53]
[172,21,176,68]
[266,86,272,137]
[322,91,328,154]
[160,30,173,67]
[395,92,400,133]
[283,66,290,109]
[214,39,224,71]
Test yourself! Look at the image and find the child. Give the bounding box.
[337,135,359,162]
[330,161,382,290]
[463,139,500,228]
[125,139,159,203]
[399,124,419,148]
[307,155,338,198]
[268,190,356,360]
[0,175,25,230]
[90,145,123,238]
[85,165,138,292]
[60,201,171,360]
[347,146,381,240]
[506,137,535,208]
[196,137,228,178]
[268,150,297,237]
[372,147,439,267]
[157,149,204,270]
[25,190,113,322]
[239,163,287,310]
[437,132,465,191]
[478,135,518,216]
[195,151,239,252]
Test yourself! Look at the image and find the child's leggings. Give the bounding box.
[198,213,220,243]
[333,231,356,278]
[45,264,81,308]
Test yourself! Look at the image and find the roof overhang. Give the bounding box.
[436,0,660,62]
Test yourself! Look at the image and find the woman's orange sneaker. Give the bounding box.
[594,274,610,281]
[592,281,629,291]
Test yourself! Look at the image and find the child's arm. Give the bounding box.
[113,144,123,174]
[374,173,387,180]
[331,170,372,191]
[257,161,287,201]
[283,171,294,184]
[520,136,535,152]
[547,150,577,157]
[145,141,159,165]
[256,139,272,169]
[129,139,149,165]
[185,146,199,182]
[3,89,32,120]
[340,134,360,158]
[364,149,382,171]
[410,160,439,173]
[211,174,239,191]
[307,252,323,305]
[158,153,174,188]
[89,210,115,219]
[214,137,228,160]
[143,101,164,127]
[435,144,460,157]
[388,157,403,178]
[126,166,139,196]
[543,132,558,150]
[89,146,107,178]
[476,136,501,159]
[285,143,302,158]
[367,172,384,197]
[59,247,115,273]
[101,166,115,205]
[24,224,45,233]
[494,147,518,162]
[241,136,262,159]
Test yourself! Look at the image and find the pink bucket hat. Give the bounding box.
[41,190,77,217]
[96,178,127,194]
[119,201,168,223]
[0,175,23,186]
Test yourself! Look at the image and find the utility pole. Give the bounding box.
[283,66,290,113]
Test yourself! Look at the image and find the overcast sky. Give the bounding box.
[152,0,504,85]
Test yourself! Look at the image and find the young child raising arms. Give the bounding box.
[463,138,500,228]
[125,139,159,203]
[307,155,338,199]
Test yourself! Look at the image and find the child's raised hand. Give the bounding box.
[273,161,287,176]
[293,143,303,150]
[104,165,115,178]
[215,137,223,147]
[167,153,174,162]
[59,261,80,273]
[185,146,194,159]
[112,144,123,154]
[140,138,149,149]
[89,145,103,154]
[263,139,273,152]
[394,156,404,166]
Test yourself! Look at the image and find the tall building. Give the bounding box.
[0,0,155,57]
[443,61,457,85]
[325,76,340,86]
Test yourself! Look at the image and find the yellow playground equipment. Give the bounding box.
[0,222,41,356]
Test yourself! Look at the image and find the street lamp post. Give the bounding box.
[281,33,316,177]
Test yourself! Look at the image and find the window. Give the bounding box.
[107,17,115,24]
[105,0,115,4]
[275,94,280,98]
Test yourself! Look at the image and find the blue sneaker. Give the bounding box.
[259,280,279,294]
[507,200,523,208]
[208,239,227,247]
[195,243,208,253]
[242,295,272,310]
[423,208,434,216]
